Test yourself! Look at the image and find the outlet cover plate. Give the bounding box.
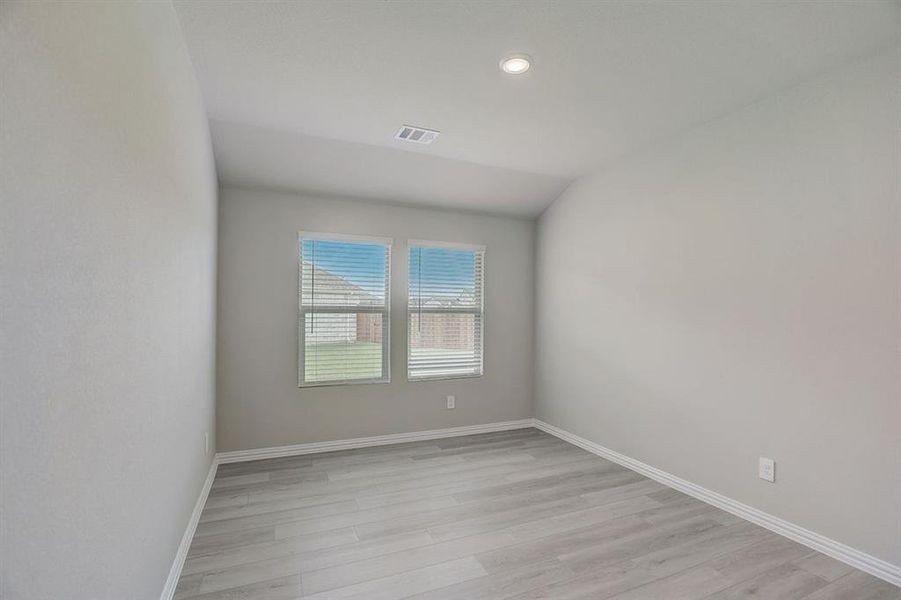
[759,456,775,482]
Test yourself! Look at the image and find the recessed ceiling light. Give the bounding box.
[500,54,531,75]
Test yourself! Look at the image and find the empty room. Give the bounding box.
[2,1,900,599]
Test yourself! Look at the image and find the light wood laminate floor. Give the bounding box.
[175,428,899,599]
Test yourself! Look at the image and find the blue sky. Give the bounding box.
[409,246,476,301]
[302,239,476,299]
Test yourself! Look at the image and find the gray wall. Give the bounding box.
[535,47,901,566]
[217,187,533,451]
[0,2,217,599]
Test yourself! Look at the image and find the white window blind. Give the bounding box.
[298,233,391,386]
[408,241,484,381]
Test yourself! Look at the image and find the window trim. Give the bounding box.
[407,239,486,253]
[299,231,394,246]
[406,240,485,383]
[297,231,392,388]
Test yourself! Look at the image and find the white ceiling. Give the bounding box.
[175,0,901,217]
[210,120,570,216]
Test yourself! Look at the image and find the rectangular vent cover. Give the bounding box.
[395,125,440,145]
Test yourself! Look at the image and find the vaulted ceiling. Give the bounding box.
[174,0,901,217]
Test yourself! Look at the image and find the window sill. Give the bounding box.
[408,373,483,383]
[298,377,390,389]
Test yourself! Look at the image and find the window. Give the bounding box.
[408,241,484,381]
[298,233,391,386]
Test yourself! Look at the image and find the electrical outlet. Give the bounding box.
[204,432,210,455]
[759,457,775,482]
[446,395,455,409]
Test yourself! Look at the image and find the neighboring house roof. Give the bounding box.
[416,291,477,310]
[303,262,477,310]
[301,262,380,307]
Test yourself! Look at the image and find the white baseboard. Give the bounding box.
[215,419,534,464]
[532,418,901,587]
[160,458,218,600]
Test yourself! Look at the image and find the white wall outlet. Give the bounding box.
[204,432,210,455]
[446,395,455,409]
[759,456,775,482]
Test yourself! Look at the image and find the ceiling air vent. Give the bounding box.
[395,125,440,145]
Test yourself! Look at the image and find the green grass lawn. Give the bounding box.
[305,341,382,382]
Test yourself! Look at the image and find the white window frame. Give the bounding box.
[298,231,392,388]
[406,239,485,382]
